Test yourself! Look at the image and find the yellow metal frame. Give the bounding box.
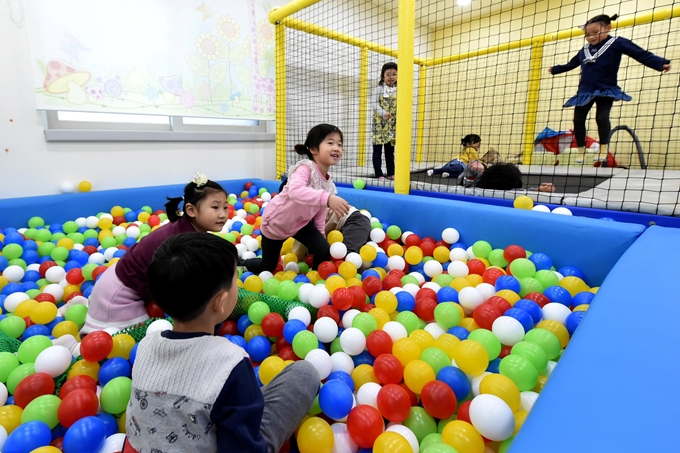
[271,2,679,184]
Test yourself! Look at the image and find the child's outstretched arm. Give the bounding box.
[619,38,671,71]
[371,86,387,118]
[549,53,580,75]
[287,165,331,207]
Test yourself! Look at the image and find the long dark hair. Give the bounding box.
[165,179,226,222]
[379,62,398,86]
[586,14,618,26]
[294,123,343,160]
[476,163,523,190]
[461,134,482,147]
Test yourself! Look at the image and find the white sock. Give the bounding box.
[442,172,450,178]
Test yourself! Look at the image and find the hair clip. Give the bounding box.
[192,172,208,187]
[578,24,586,31]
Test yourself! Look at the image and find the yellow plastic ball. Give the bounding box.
[282,270,298,281]
[63,284,81,299]
[409,329,435,351]
[479,374,521,411]
[97,217,113,230]
[306,271,321,284]
[374,291,398,314]
[573,304,589,312]
[392,337,422,366]
[98,230,113,242]
[244,324,265,342]
[434,333,461,360]
[532,375,549,393]
[56,238,75,250]
[281,238,295,255]
[559,276,590,296]
[77,181,92,192]
[352,364,378,389]
[536,320,570,348]
[283,253,299,265]
[433,246,450,263]
[30,301,58,325]
[30,447,63,453]
[403,359,436,394]
[360,244,378,262]
[137,212,150,223]
[338,262,357,280]
[15,299,38,319]
[67,359,100,381]
[297,417,334,453]
[0,405,23,434]
[404,246,423,265]
[118,411,126,433]
[110,206,125,217]
[368,307,390,329]
[467,274,483,286]
[514,410,528,434]
[373,431,413,453]
[52,320,79,338]
[0,275,8,291]
[452,339,489,376]
[513,196,534,210]
[108,333,136,359]
[372,267,387,280]
[346,277,363,287]
[259,356,286,385]
[451,277,473,291]
[387,243,404,257]
[327,230,344,245]
[325,275,347,294]
[496,289,521,305]
[244,275,264,293]
[441,420,485,453]
[458,317,479,332]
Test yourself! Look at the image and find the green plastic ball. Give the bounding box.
[277,280,298,301]
[330,337,343,354]
[420,432,444,452]
[21,394,61,428]
[101,236,117,249]
[115,234,128,245]
[23,229,38,239]
[82,264,98,280]
[34,229,52,243]
[488,249,509,268]
[420,347,450,374]
[298,263,310,274]
[26,289,41,299]
[400,275,419,286]
[65,304,88,328]
[241,224,254,236]
[509,258,536,279]
[37,242,55,257]
[0,316,27,339]
[83,229,99,239]
[140,206,152,214]
[472,241,492,259]
[352,313,377,337]
[524,328,562,360]
[292,330,317,359]
[248,204,260,214]
[386,225,402,240]
[258,188,268,195]
[263,278,281,297]
[67,232,85,244]
[139,224,151,234]
[50,246,69,262]
[434,274,454,287]
[50,233,66,242]
[2,243,23,260]
[100,377,133,414]
[17,335,53,364]
[6,363,35,394]
[8,259,27,270]
[519,278,544,297]
[534,270,560,289]
[353,179,366,190]
[28,216,45,228]
[499,354,539,391]
[468,328,501,360]
[511,340,548,374]
[62,221,78,234]
[396,311,419,335]
[403,406,437,443]
[370,221,383,230]
[0,352,20,382]
[248,301,270,325]
[433,302,461,329]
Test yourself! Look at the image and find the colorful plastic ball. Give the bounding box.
[305,349,332,380]
[347,404,384,448]
[283,319,307,344]
[551,207,572,215]
[13,373,55,409]
[402,406,437,443]
[340,328,366,356]
[246,336,272,363]
[403,359,435,394]
[373,354,404,385]
[259,356,286,386]
[247,301,270,325]
[297,417,334,453]
[469,393,514,441]
[62,416,106,453]
[372,431,412,453]
[499,354,539,391]
[441,420,484,453]
[319,379,354,420]
[34,346,72,378]
[492,316,525,346]
[313,317,339,344]
[99,377,132,415]
[79,331,113,363]
[98,357,132,387]
[17,335,52,364]
[66,360,99,382]
[20,394,61,428]
[58,375,97,400]
[452,340,488,376]
[421,380,457,419]
[108,334,136,360]
[292,331,318,359]
[565,310,586,335]
[261,313,285,338]
[513,196,534,210]
[308,286,331,308]
[3,420,52,453]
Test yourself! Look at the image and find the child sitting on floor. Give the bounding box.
[474,162,556,192]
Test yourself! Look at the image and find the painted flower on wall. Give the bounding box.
[257,19,274,44]
[243,34,265,58]
[216,15,241,43]
[195,32,221,61]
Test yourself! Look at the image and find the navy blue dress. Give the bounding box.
[551,36,670,107]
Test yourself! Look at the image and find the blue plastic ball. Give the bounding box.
[246,336,271,363]
[436,287,459,303]
[95,413,119,438]
[572,291,595,307]
[22,270,41,282]
[20,250,40,265]
[504,307,535,333]
[327,371,355,392]
[128,343,139,366]
[373,253,389,269]
[352,350,375,367]
[486,358,501,374]
[361,269,381,280]
[283,319,307,344]
[23,324,50,339]
[98,357,132,386]
[227,335,247,349]
[513,299,543,325]
[319,379,354,420]
[4,232,25,245]
[495,275,521,293]
[3,420,52,453]
[124,211,138,222]
[543,286,573,307]
[396,291,416,312]
[558,266,584,279]
[51,423,68,441]
[294,275,310,284]
[63,416,107,453]
[448,326,470,341]
[237,314,253,334]
[528,252,553,271]
[565,311,587,336]
[0,256,8,272]
[437,366,471,401]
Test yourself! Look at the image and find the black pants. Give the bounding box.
[342,212,372,254]
[432,161,465,177]
[373,143,395,177]
[573,97,614,147]
[244,221,330,274]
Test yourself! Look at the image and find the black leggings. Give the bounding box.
[243,221,330,274]
[373,143,395,177]
[573,97,614,147]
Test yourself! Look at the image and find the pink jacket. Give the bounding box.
[260,160,336,240]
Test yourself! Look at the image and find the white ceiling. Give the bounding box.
[367,0,539,30]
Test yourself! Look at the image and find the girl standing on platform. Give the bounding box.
[243,124,349,274]
[371,62,398,180]
[549,14,671,162]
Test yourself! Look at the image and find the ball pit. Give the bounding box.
[1,179,677,453]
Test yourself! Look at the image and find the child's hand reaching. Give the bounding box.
[328,195,350,218]
[538,183,555,193]
[662,63,671,72]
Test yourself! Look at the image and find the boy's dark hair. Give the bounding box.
[378,62,398,86]
[461,134,482,147]
[165,180,226,222]
[148,233,238,322]
[475,162,524,190]
[294,124,343,160]
[586,14,618,26]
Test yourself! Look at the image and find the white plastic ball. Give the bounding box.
[545,360,558,377]
[330,242,348,259]
[88,252,106,265]
[532,205,551,212]
[260,192,272,202]
[448,261,470,278]
[45,266,66,283]
[234,243,247,257]
[2,265,25,283]
[288,306,312,326]
[355,382,382,409]
[72,243,84,251]
[459,287,485,312]
[331,351,355,375]
[0,425,7,453]
[85,216,100,229]
[492,316,525,346]
[34,345,72,377]
[422,282,441,293]
[554,272,565,281]
[246,238,260,252]
[470,372,491,396]
[308,286,331,308]
[241,251,257,260]
[42,284,64,302]
[520,391,539,412]
[111,226,126,236]
[387,255,406,271]
[297,283,315,304]
[442,227,460,244]
[314,317,339,343]
[59,278,69,288]
[341,309,361,328]
[98,433,126,453]
[26,264,40,272]
[401,283,420,297]
[284,262,300,273]
[469,394,515,441]
[0,382,7,406]
[339,327,366,356]
[552,207,573,216]
[4,292,29,312]
[126,226,141,238]
[305,348,332,380]
[476,283,496,301]
[236,209,248,219]
[75,217,87,228]
[331,422,359,453]
[345,252,363,269]
[401,231,413,243]
[103,247,119,261]
[408,272,425,285]
[146,319,173,336]
[466,246,477,260]
[386,424,418,453]
[449,247,468,262]
[423,260,443,278]
[382,321,408,342]
[370,229,386,243]
[100,213,113,221]
[390,287,404,295]
[542,302,572,325]
[424,322,446,340]
[60,181,75,193]
[258,271,274,282]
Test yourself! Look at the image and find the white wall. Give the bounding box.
[0,3,276,200]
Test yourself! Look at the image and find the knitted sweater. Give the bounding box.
[260,159,336,240]
[126,331,267,453]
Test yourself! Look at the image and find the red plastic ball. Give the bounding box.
[504,245,527,263]
[23,317,34,328]
[244,182,254,190]
[34,293,56,303]
[317,305,340,324]
[261,313,285,337]
[58,388,99,428]
[524,292,551,308]
[366,330,393,357]
[82,246,98,256]
[499,345,513,359]
[457,400,472,423]
[362,276,383,297]
[420,241,436,257]
[485,296,512,314]
[400,383,419,406]
[415,288,437,302]
[112,216,126,226]
[376,384,412,423]
[360,304,375,313]
[147,215,161,227]
[348,286,368,309]
[347,405,385,448]
[414,298,437,322]
[65,268,84,285]
[420,380,458,420]
[382,276,402,291]
[373,354,404,385]
[80,331,114,362]
[435,240,449,249]
[472,303,503,331]
[14,373,55,408]
[275,337,289,352]
[467,259,487,276]
[483,267,505,285]
[39,261,58,278]
[91,266,108,281]
[278,345,299,361]
[404,234,421,247]
[388,269,406,280]
[317,261,337,280]
[59,375,98,399]
[332,288,354,311]
[63,292,83,303]
[146,302,166,319]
